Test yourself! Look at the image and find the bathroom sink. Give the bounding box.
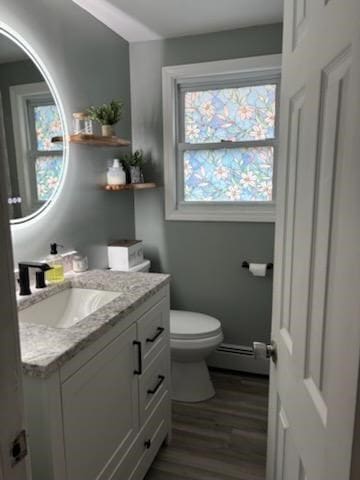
[18,288,120,329]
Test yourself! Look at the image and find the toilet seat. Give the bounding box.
[170,310,222,340]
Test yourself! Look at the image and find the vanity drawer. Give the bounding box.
[110,393,170,480]
[138,297,169,366]
[139,347,170,425]
[129,393,170,480]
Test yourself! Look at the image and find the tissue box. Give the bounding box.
[108,240,144,270]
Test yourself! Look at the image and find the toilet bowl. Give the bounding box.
[111,258,224,402]
[170,310,223,402]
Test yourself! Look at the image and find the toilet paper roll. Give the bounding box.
[249,263,267,277]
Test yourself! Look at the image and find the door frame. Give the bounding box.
[0,118,28,478]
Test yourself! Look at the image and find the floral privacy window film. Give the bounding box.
[183,147,273,202]
[36,156,63,201]
[184,84,276,144]
[34,105,63,151]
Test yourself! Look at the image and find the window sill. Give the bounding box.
[165,203,275,222]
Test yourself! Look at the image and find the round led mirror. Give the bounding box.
[0,30,67,223]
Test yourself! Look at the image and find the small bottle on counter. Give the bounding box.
[72,253,88,273]
[45,243,65,283]
[107,159,126,185]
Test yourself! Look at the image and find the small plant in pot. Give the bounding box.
[86,99,123,137]
[121,150,145,184]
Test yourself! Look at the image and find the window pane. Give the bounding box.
[35,156,63,201]
[183,147,273,202]
[184,85,276,144]
[34,105,63,151]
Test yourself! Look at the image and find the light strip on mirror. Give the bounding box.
[0,21,69,228]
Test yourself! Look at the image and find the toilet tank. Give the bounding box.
[110,259,151,273]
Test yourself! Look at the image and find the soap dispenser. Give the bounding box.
[107,158,126,185]
[45,243,65,283]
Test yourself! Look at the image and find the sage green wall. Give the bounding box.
[1,0,135,267]
[130,24,282,347]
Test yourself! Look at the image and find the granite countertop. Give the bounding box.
[18,270,170,378]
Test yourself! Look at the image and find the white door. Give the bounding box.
[0,142,29,478]
[267,0,360,479]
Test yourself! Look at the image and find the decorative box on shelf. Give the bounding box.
[108,240,144,271]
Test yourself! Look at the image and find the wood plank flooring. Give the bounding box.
[145,369,269,480]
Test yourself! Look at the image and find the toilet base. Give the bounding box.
[171,360,215,402]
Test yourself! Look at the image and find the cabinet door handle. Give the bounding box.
[147,375,165,395]
[146,327,164,343]
[133,340,142,375]
[144,439,151,449]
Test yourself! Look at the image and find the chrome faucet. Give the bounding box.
[18,262,52,296]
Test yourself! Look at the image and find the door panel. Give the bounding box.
[292,0,308,49]
[306,49,351,403]
[62,324,139,480]
[268,1,360,479]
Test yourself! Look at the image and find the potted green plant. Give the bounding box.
[121,150,145,184]
[86,99,124,137]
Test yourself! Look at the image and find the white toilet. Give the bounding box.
[170,310,223,402]
[112,258,224,402]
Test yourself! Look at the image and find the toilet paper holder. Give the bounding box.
[242,261,273,270]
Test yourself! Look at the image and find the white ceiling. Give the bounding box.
[0,35,28,64]
[72,0,283,42]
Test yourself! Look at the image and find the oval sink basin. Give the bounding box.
[19,288,120,329]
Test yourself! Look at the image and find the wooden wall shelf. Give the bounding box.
[51,134,130,147]
[104,183,156,191]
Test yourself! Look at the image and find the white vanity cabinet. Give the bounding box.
[62,323,140,480]
[23,286,171,480]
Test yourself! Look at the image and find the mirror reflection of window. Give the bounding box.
[10,84,64,218]
[27,95,63,202]
[0,33,65,222]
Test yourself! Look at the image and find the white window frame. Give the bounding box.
[162,54,282,222]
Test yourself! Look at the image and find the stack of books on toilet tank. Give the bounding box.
[108,240,150,272]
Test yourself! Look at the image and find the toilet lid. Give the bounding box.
[170,310,222,340]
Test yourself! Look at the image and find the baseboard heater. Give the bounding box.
[207,343,269,375]
[216,343,254,356]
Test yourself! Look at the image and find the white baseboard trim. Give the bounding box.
[207,343,269,375]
